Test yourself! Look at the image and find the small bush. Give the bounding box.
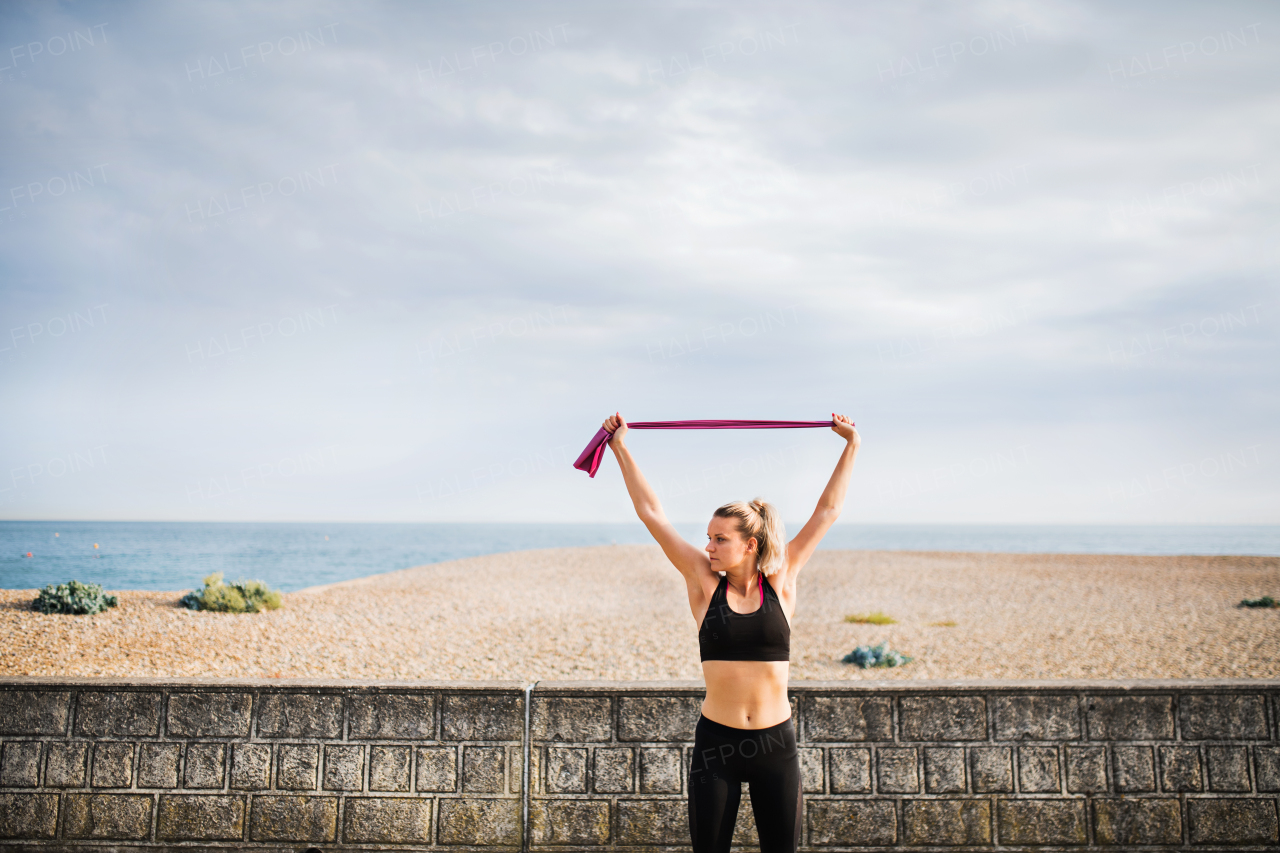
[180,572,282,613]
[844,611,897,625]
[32,580,118,615]
[842,641,912,669]
[928,620,958,627]
[1240,596,1278,609]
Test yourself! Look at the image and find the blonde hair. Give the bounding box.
[713,498,787,576]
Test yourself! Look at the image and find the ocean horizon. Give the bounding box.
[2,521,1277,594]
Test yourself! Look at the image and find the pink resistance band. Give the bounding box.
[573,419,839,478]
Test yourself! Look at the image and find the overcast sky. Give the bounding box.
[0,1,1275,525]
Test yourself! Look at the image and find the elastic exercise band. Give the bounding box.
[573,419,840,478]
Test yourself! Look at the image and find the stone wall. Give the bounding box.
[2,678,1278,850]
[0,679,525,850]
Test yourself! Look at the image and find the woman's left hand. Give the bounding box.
[832,413,859,447]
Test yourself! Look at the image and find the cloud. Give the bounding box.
[0,0,1275,524]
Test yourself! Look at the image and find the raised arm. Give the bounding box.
[604,413,711,583]
[782,414,860,581]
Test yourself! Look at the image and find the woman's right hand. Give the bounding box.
[604,412,629,444]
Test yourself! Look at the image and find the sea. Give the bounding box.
[1,521,1277,594]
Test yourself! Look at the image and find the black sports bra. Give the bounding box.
[698,574,791,662]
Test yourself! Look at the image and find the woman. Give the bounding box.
[601,412,860,853]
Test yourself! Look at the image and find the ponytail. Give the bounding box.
[713,498,787,576]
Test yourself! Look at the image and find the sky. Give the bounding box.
[0,1,1275,525]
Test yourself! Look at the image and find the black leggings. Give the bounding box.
[688,715,802,853]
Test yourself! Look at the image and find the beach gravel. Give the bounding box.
[2,546,1277,681]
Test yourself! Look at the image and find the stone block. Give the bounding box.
[1158,745,1202,792]
[167,692,252,737]
[900,696,987,741]
[995,694,1081,740]
[370,745,411,791]
[277,744,319,790]
[808,799,897,846]
[997,799,1086,846]
[640,747,682,793]
[533,695,612,742]
[46,742,89,787]
[594,746,634,793]
[441,693,523,741]
[75,691,161,737]
[256,692,342,738]
[1113,745,1155,792]
[1065,746,1107,793]
[800,747,824,793]
[1256,746,1280,792]
[344,797,433,843]
[230,743,270,790]
[617,695,701,742]
[970,747,1013,793]
[137,743,180,788]
[63,793,153,840]
[1018,746,1060,793]
[803,696,893,742]
[830,747,872,793]
[732,803,759,845]
[531,799,611,845]
[1094,797,1181,846]
[416,746,457,792]
[545,746,587,793]
[437,798,520,845]
[463,744,505,792]
[184,742,226,789]
[616,798,689,844]
[157,794,246,840]
[91,742,134,788]
[349,692,436,739]
[1,741,41,787]
[322,744,363,791]
[0,690,69,735]
[0,793,57,838]
[1179,692,1267,740]
[1188,798,1279,846]
[1085,694,1173,740]
[249,794,337,842]
[1206,745,1251,792]
[921,747,963,793]
[904,799,992,846]
[877,747,919,793]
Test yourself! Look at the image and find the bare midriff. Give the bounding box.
[700,660,791,729]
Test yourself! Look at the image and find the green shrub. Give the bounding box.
[844,611,897,625]
[843,642,912,668]
[1240,596,1278,609]
[180,572,282,613]
[32,580,118,615]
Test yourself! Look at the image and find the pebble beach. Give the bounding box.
[3,546,1277,681]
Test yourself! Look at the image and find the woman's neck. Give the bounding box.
[723,563,760,596]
